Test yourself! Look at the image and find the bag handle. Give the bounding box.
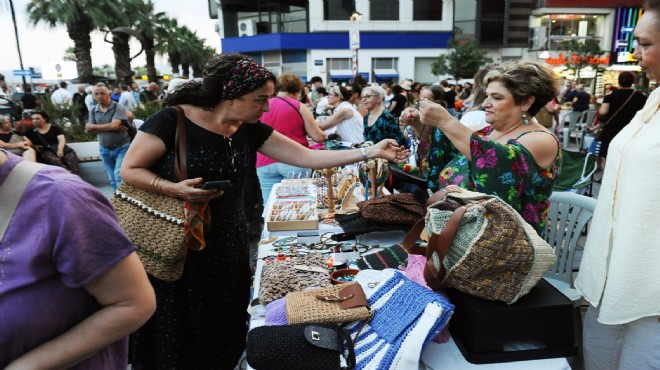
[423,206,469,290]
[171,106,188,181]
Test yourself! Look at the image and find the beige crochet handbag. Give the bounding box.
[286,283,372,324]
[111,106,188,281]
[402,186,556,304]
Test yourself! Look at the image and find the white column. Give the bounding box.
[356,0,369,20]
[308,0,324,31]
[400,0,413,22]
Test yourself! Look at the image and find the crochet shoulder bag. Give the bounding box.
[401,186,556,304]
[111,106,188,281]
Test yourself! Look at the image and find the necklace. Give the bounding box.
[489,124,523,142]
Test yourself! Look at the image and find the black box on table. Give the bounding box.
[446,278,578,364]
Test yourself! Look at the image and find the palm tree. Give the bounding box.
[154,17,182,76]
[26,0,121,83]
[102,0,147,86]
[134,1,167,83]
[7,0,27,87]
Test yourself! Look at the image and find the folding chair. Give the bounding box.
[560,111,583,148]
[544,191,597,301]
[554,149,597,196]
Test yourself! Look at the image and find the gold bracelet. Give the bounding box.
[150,176,161,190]
[157,178,166,194]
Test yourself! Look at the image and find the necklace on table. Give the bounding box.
[489,124,523,142]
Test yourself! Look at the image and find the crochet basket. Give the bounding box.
[258,253,331,305]
[111,182,186,281]
[286,283,372,325]
[422,187,556,304]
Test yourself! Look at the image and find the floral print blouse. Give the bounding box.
[364,109,408,148]
[423,125,561,237]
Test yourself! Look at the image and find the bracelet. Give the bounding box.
[360,146,368,162]
[150,176,162,191]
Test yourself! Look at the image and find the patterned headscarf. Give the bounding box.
[220,57,275,100]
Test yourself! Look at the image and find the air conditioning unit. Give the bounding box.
[238,20,257,37]
[528,27,547,51]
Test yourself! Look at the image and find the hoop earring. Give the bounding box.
[522,111,530,125]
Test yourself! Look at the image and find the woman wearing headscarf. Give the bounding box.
[316,85,364,145]
[121,53,409,369]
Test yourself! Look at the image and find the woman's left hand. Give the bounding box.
[57,150,64,158]
[370,139,410,163]
[418,99,454,129]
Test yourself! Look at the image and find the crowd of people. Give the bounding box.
[2,0,660,368]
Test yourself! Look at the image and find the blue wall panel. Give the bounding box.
[222,32,452,53]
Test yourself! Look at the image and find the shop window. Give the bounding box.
[540,14,606,51]
[324,0,355,21]
[413,0,443,21]
[479,0,505,46]
[454,0,477,41]
[371,0,399,21]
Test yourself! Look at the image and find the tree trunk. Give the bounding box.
[68,26,94,83]
[192,66,203,78]
[169,51,181,76]
[181,64,190,79]
[112,32,133,86]
[144,37,158,83]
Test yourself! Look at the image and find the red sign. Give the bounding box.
[545,52,610,66]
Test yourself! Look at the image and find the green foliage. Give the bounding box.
[39,98,96,142]
[564,39,605,80]
[132,101,162,120]
[64,47,76,61]
[431,39,493,80]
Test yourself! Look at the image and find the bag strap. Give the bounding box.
[275,96,304,121]
[423,206,469,290]
[0,161,45,240]
[340,327,357,370]
[171,106,188,181]
[600,90,636,128]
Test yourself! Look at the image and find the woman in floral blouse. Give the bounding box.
[362,85,407,147]
[400,60,561,236]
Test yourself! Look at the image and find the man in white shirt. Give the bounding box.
[118,85,136,110]
[314,87,329,117]
[51,81,73,107]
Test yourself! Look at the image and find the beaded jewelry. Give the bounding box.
[522,111,530,125]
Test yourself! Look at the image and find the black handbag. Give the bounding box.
[246,324,356,370]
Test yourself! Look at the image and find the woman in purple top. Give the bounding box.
[0,149,155,369]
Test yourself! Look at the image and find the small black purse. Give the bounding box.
[246,323,355,370]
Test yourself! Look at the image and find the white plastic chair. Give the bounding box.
[544,191,597,303]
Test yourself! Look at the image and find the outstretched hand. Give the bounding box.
[418,99,454,128]
[371,139,410,163]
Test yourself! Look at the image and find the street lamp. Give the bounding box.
[349,11,362,78]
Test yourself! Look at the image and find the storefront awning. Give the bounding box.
[373,69,399,79]
[329,69,355,80]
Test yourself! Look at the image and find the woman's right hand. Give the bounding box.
[171,177,224,203]
[399,107,421,126]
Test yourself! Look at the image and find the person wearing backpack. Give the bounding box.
[85,82,131,190]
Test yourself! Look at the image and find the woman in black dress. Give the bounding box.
[28,111,79,174]
[121,53,409,369]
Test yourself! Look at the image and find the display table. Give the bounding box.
[248,240,572,370]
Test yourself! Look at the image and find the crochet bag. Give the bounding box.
[258,253,331,305]
[111,106,188,281]
[286,283,372,325]
[355,244,409,270]
[402,186,556,304]
[357,193,426,226]
[246,323,355,370]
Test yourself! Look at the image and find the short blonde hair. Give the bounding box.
[483,60,560,116]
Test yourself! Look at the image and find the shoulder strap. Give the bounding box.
[171,106,188,181]
[601,90,636,128]
[0,161,46,240]
[514,130,561,153]
[275,96,304,121]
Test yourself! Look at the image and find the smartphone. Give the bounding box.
[200,180,232,190]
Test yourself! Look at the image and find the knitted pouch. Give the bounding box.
[334,212,408,237]
[258,253,331,305]
[247,323,356,370]
[418,186,556,304]
[355,244,409,270]
[286,283,372,325]
[357,193,426,226]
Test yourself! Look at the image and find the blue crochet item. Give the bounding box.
[348,271,455,369]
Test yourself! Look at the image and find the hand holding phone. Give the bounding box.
[200,180,232,190]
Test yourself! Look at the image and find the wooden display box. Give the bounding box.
[267,202,319,231]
